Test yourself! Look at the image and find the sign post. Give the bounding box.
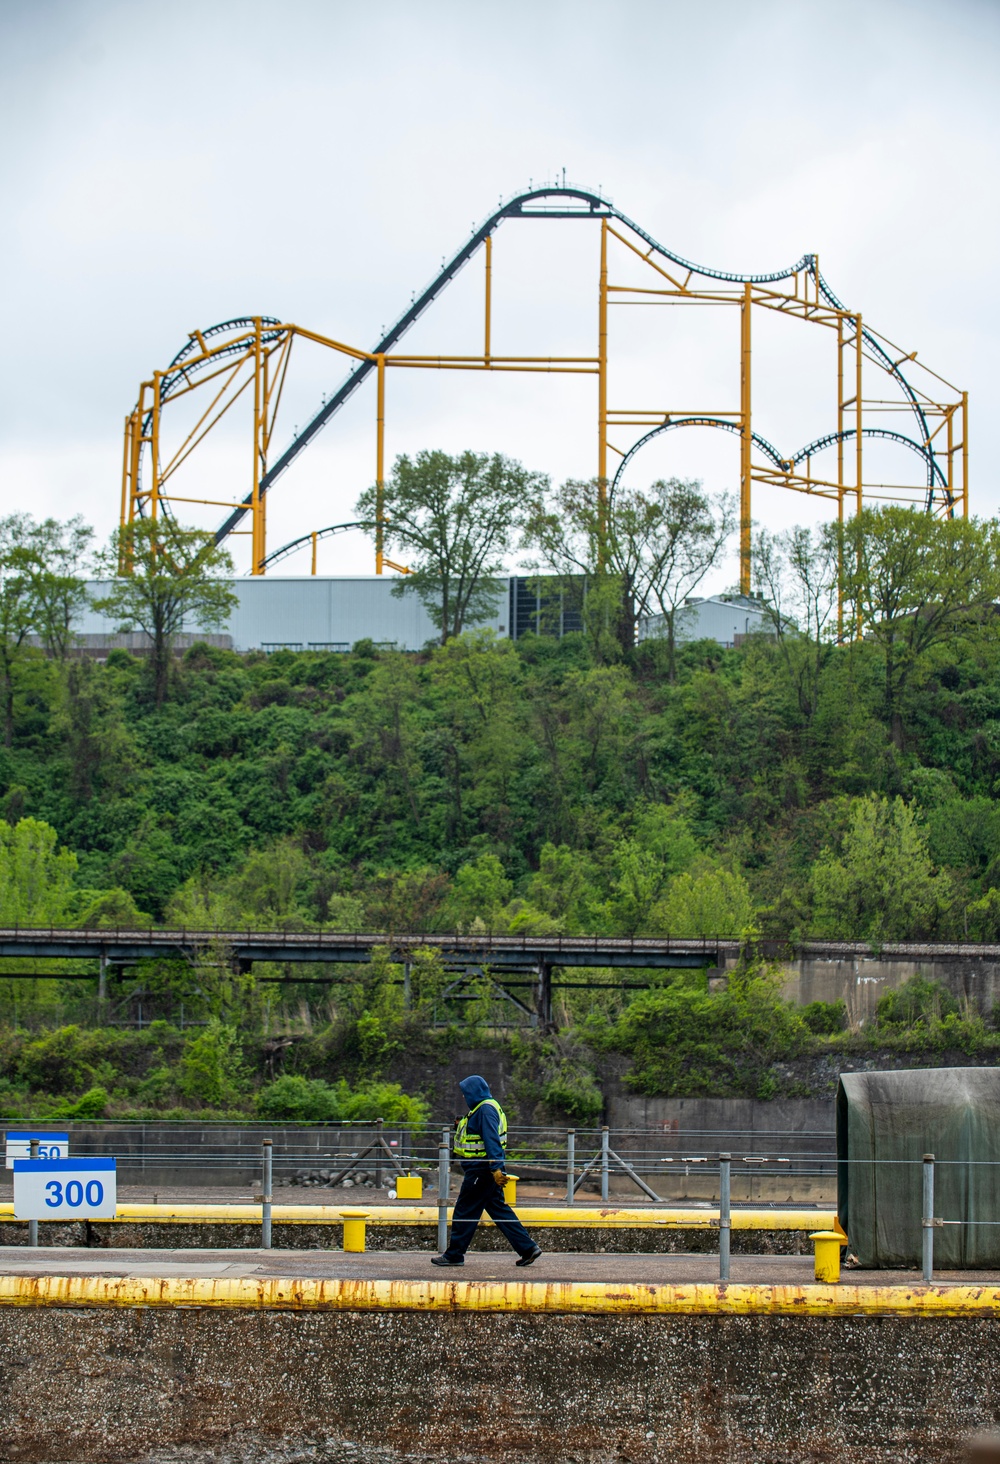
[14,1158,117,1221]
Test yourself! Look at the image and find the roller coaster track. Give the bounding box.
[611,422,944,498]
[123,184,967,588]
[260,522,362,572]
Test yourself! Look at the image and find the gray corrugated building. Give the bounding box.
[637,594,772,649]
[70,580,769,656]
[76,578,508,654]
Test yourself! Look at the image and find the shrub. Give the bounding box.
[256,1074,428,1128]
[256,1074,339,1122]
[875,976,958,1029]
[45,1085,108,1119]
[599,968,808,1097]
[801,1000,848,1035]
[179,1022,248,1108]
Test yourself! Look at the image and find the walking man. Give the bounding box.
[431,1074,542,1268]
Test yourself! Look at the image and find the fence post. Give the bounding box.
[566,1129,576,1205]
[922,1152,935,1283]
[719,1152,731,1283]
[437,1126,451,1254]
[601,1126,609,1203]
[28,1138,38,1247]
[375,1118,383,1189]
[261,1139,273,1250]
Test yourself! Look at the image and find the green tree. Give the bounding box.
[357,450,540,643]
[0,516,44,745]
[30,516,94,659]
[811,794,951,940]
[0,818,77,923]
[94,519,237,707]
[842,508,1000,746]
[753,522,839,720]
[600,963,807,1097]
[522,476,733,663]
[178,1021,248,1108]
[447,853,512,932]
[430,630,527,845]
[654,865,755,938]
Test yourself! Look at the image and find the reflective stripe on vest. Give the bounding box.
[454,1098,508,1159]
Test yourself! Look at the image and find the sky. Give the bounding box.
[2,0,998,582]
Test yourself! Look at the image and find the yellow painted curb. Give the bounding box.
[0,1203,839,1231]
[0,1274,995,1315]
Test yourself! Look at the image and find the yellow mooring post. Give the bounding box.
[341,1210,370,1253]
[810,1230,844,1284]
[504,1175,519,1207]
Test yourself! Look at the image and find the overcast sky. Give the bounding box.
[2,0,998,580]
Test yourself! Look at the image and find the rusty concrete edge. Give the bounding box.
[0,1204,841,1231]
[0,1276,994,1316]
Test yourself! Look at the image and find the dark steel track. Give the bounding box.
[204,185,947,547]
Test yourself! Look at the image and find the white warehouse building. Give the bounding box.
[72,579,771,656]
[637,594,773,650]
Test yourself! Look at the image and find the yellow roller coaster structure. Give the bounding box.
[120,185,968,592]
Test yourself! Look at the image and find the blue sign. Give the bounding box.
[13,1157,116,1219]
[5,1131,69,1168]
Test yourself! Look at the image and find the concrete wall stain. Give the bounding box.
[0,1308,997,1463]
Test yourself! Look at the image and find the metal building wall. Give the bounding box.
[638,597,771,649]
[77,578,509,653]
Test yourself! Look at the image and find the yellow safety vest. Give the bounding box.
[454,1098,508,1160]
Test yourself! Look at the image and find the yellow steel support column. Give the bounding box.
[598,218,608,531]
[854,315,864,639]
[962,391,969,516]
[150,372,162,521]
[375,353,386,574]
[854,314,863,519]
[739,281,752,595]
[119,416,132,574]
[836,315,845,640]
[484,234,492,364]
[311,531,318,576]
[120,417,131,529]
[250,317,266,575]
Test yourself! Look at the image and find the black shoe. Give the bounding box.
[515,1246,542,1267]
[431,1255,464,1267]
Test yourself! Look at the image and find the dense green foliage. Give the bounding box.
[5,604,1000,941]
[2,498,1000,1117]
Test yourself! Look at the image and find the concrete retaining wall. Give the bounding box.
[721,951,1000,1023]
[0,1219,809,1254]
[0,1305,994,1462]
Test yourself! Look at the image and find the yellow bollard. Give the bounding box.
[395,1175,423,1200]
[341,1209,370,1253]
[503,1175,519,1207]
[810,1230,844,1283]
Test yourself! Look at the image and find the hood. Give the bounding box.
[459,1074,491,1108]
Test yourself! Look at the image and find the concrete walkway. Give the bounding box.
[1,1246,997,1287]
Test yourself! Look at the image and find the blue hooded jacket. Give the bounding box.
[458,1074,505,1170]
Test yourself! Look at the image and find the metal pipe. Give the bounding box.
[922,1152,935,1283]
[375,1119,383,1190]
[437,1126,451,1254]
[261,1140,272,1250]
[28,1139,38,1247]
[719,1152,731,1282]
[601,1126,609,1203]
[566,1129,576,1205]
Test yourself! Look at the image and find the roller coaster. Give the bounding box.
[120,184,968,593]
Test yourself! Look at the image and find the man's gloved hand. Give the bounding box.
[492,1169,507,1189]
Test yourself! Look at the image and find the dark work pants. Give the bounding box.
[443,1166,536,1260]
